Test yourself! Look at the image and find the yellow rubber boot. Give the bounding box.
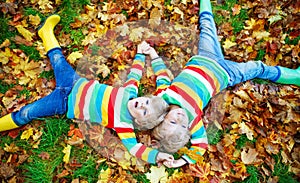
[0,114,19,132]
[38,15,61,52]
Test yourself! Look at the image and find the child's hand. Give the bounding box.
[163,158,187,168]
[143,46,159,59]
[137,41,150,54]
[156,152,174,166]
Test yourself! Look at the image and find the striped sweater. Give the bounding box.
[67,54,159,164]
[152,55,229,164]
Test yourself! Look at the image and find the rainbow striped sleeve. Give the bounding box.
[151,57,172,93]
[115,127,159,164]
[182,118,208,164]
[123,53,145,92]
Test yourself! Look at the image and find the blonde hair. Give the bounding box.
[152,117,190,153]
[134,96,169,130]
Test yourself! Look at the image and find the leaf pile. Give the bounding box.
[0,0,299,182]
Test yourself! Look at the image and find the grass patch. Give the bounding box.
[73,155,105,182]
[235,134,256,150]
[273,154,298,183]
[0,80,14,94]
[0,14,17,44]
[213,0,248,34]
[23,7,46,19]
[58,0,90,34]
[39,70,55,80]
[21,154,63,183]
[18,44,41,61]
[20,117,71,181]
[208,129,224,145]
[243,165,262,183]
[285,35,300,46]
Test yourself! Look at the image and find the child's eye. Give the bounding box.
[146,100,149,105]
[170,121,176,124]
[144,110,147,116]
[182,125,186,128]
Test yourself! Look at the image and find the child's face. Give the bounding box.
[160,108,189,134]
[128,97,155,121]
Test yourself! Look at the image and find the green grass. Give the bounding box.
[23,7,46,20]
[285,35,300,46]
[235,134,256,150]
[273,154,299,183]
[73,155,105,182]
[213,0,248,34]
[58,0,90,34]
[0,14,17,44]
[18,44,41,61]
[19,118,70,181]
[39,70,55,80]
[0,80,14,94]
[208,129,224,145]
[242,165,262,183]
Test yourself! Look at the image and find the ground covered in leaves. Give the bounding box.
[0,0,300,182]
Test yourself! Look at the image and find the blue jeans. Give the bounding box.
[12,48,80,125]
[197,12,280,87]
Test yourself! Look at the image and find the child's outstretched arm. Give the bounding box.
[142,45,172,93]
[123,41,149,90]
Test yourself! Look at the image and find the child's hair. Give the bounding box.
[152,116,190,153]
[134,96,169,130]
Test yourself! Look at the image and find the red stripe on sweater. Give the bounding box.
[189,116,203,132]
[185,66,217,95]
[78,80,95,119]
[168,85,203,131]
[131,63,143,71]
[114,128,134,133]
[123,79,138,88]
[192,143,208,149]
[135,145,146,158]
[106,88,118,128]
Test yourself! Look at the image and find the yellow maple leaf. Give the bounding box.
[129,27,145,42]
[0,47,13,65]
[145,166,168,183]
[62,145,72,163]
[223,38,237,50]
[67,51,83,64]
[15,25,34,42]
[244,18,256,30]
[21,128,34,140]
[252,30,270,40]
[98,168,112,183]
[174,7,184,19]
[28,14,41,26]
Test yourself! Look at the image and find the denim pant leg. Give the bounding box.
[217,59,280,86]
[198,12,224,60]
[12,48,80,126]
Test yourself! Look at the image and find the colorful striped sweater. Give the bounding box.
[152,55,230,164]
[67,54,160,164]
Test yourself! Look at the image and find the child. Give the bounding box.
[0,15,173,165]
[142,0,300,168]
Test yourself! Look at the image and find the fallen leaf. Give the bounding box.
[145,166,168,183]
[241,147,258,164]
[20,128,33,140]
[15,25,34,42]
[62,145,72,163]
